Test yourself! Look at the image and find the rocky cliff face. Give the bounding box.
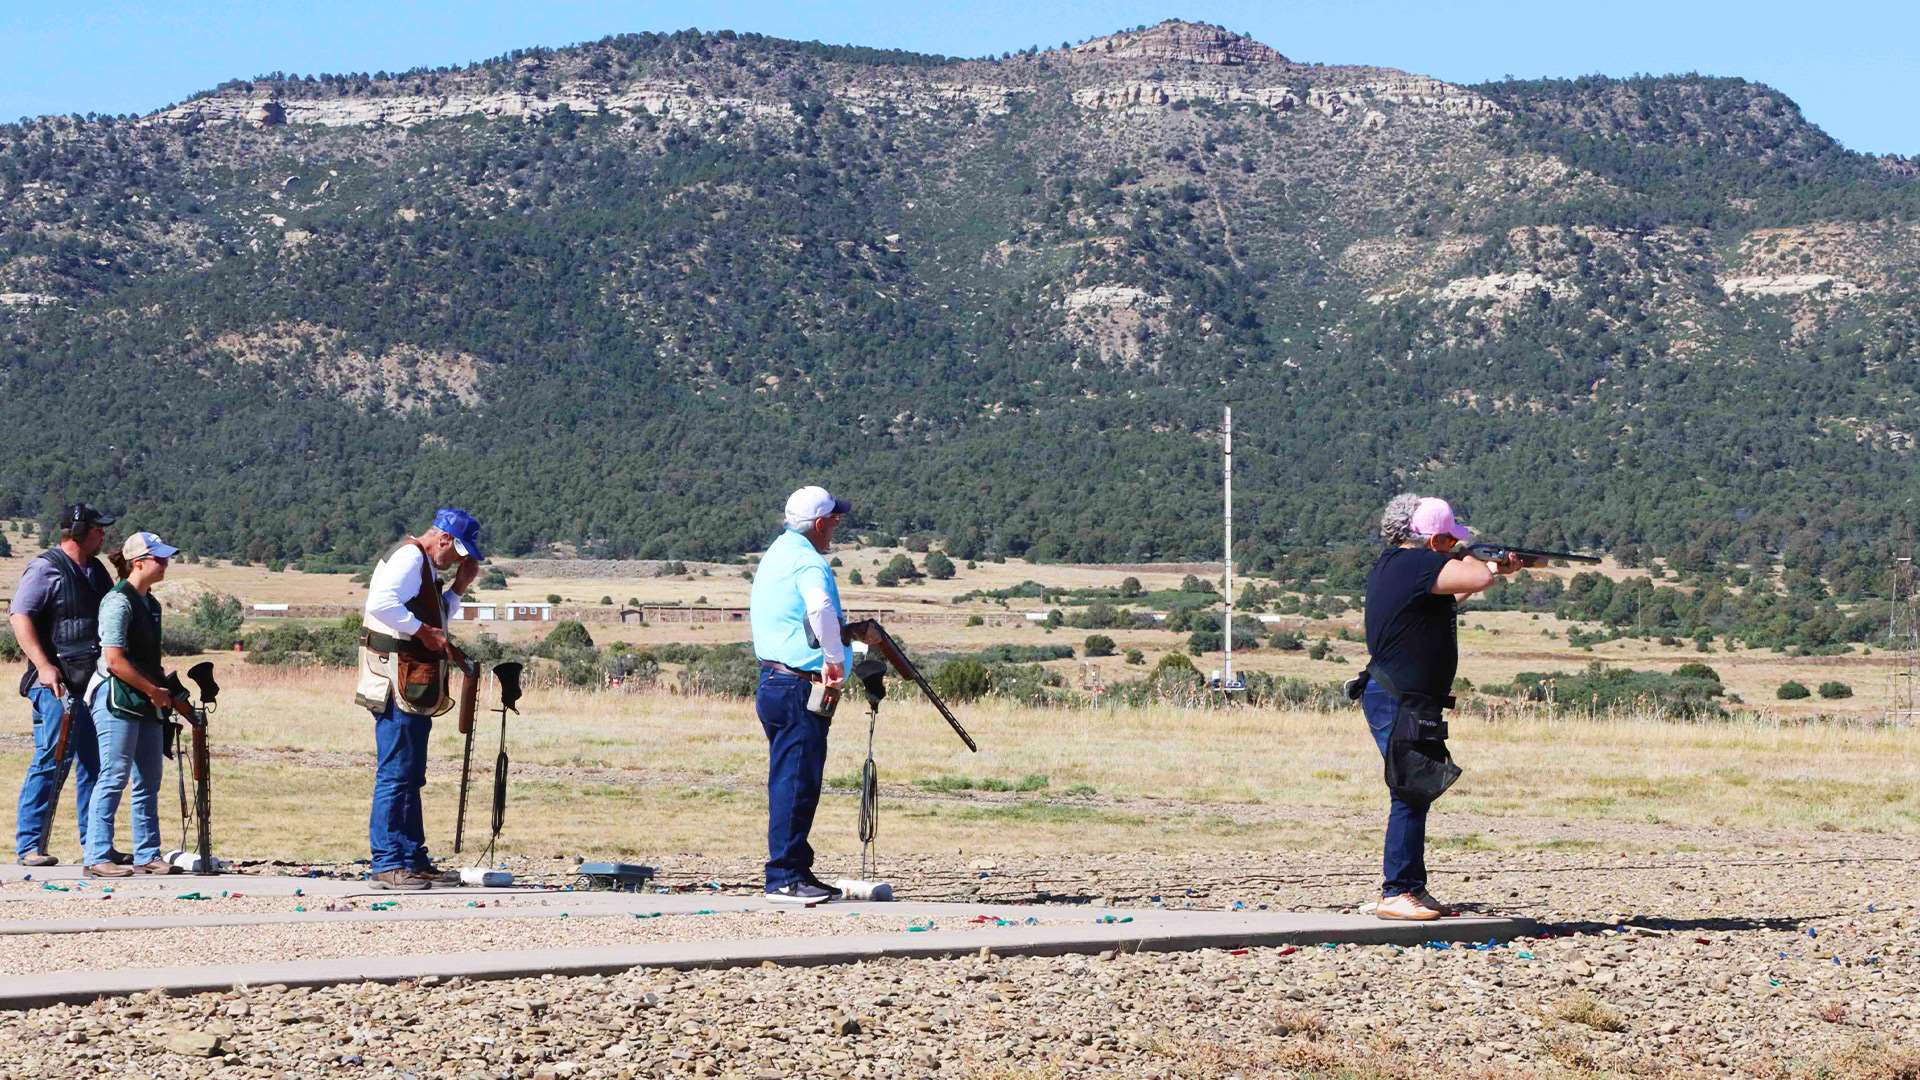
[1067,21,1289,66]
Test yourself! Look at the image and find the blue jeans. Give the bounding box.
[757,669,830,890]
[369,700,434,874]
[15,684,102,858]
[1363,683,1429,897]
[84,685,165,867]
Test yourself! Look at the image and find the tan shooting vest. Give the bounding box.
[353,539,454,716]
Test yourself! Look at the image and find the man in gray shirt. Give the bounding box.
[10,504,120,867]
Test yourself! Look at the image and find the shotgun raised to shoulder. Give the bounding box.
[841,619,978,753]
[1462,542,1602,567]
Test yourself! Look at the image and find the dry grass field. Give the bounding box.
[3,525,1913,867]
[6,657,1913,871]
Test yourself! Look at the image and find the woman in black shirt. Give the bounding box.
[1362,494,1518,921]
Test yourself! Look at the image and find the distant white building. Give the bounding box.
[251,603,290,613]
[503,603,553,622]
[454,604,497,622]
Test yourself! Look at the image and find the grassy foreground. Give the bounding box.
[5,660,1917,867]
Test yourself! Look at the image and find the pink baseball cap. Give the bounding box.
[1410,497,1474,543]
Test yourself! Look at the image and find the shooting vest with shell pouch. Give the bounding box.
[354,539,454,716]
[97,581,167,724]
[16,548,113,697]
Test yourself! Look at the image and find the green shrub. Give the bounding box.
[985,663,1063,705]
[161,624,212,656]
[682,645,758,698]
[189,594,245,644]
[1776,680,1811,700]
[537,620,595,655]
[967,643,1072,664]
[1672,662,1721,683]
[1124,649,1144,665]
[1512,661,1725,720]
[924,551,955,580]
[1269,631,1303,651]
[243,623,360,668]
[931,658,991,703]
[1186,630,1222,655]
[0,628,20,662]
[1817,681,1852,700]
[1083,634,1116,657]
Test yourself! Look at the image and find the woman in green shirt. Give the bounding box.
[82,532,191,878]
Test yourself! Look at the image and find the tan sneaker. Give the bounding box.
[83,862,133,878]
[1375,892,1441,921]
[1413,889,1455,917]
[17,852,57,868]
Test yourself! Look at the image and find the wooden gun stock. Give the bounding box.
[53,698,75,762]
[449,641,480,736]
[843,620,978,753]
[449,640,480,853]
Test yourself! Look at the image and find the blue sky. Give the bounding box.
[3,1,1912,154]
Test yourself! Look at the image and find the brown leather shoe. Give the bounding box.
[83,862,134,878]
[132,859,180,875]
[369,868,430,891]
[17,852,57,867]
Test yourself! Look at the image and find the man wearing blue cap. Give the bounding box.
[749,485,851,904]
[354,508,482,890]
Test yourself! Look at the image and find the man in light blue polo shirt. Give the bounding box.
[749,485,850,904]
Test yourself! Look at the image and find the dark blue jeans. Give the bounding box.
[757,668,830,890]
[369,699,434,874]
[14,684,101,858]
[1363,682,1429,897]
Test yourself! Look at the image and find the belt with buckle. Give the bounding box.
[758,660,822,683]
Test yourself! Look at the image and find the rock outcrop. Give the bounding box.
[1069,21,1288,66]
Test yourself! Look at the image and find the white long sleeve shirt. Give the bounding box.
[363,542,461,639]
[801,581,846,673]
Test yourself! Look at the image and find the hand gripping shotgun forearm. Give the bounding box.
[841,619,978,752]
[448,640,482,855]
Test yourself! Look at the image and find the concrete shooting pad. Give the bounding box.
[0,866,1536,1010]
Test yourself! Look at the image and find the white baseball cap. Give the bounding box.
[783,486,852,530]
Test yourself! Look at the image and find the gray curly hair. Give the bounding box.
[1379,492,1423,546]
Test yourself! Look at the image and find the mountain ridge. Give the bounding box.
[0,19,1914,598]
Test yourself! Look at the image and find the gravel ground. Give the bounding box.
[0,824,1914,1077]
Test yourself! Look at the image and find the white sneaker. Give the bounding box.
[1374,893,1441,922]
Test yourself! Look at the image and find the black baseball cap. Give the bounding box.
[62,503,116,530]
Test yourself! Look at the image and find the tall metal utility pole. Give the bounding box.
[1223,404,1234,689]
[1890,543,1918,726]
